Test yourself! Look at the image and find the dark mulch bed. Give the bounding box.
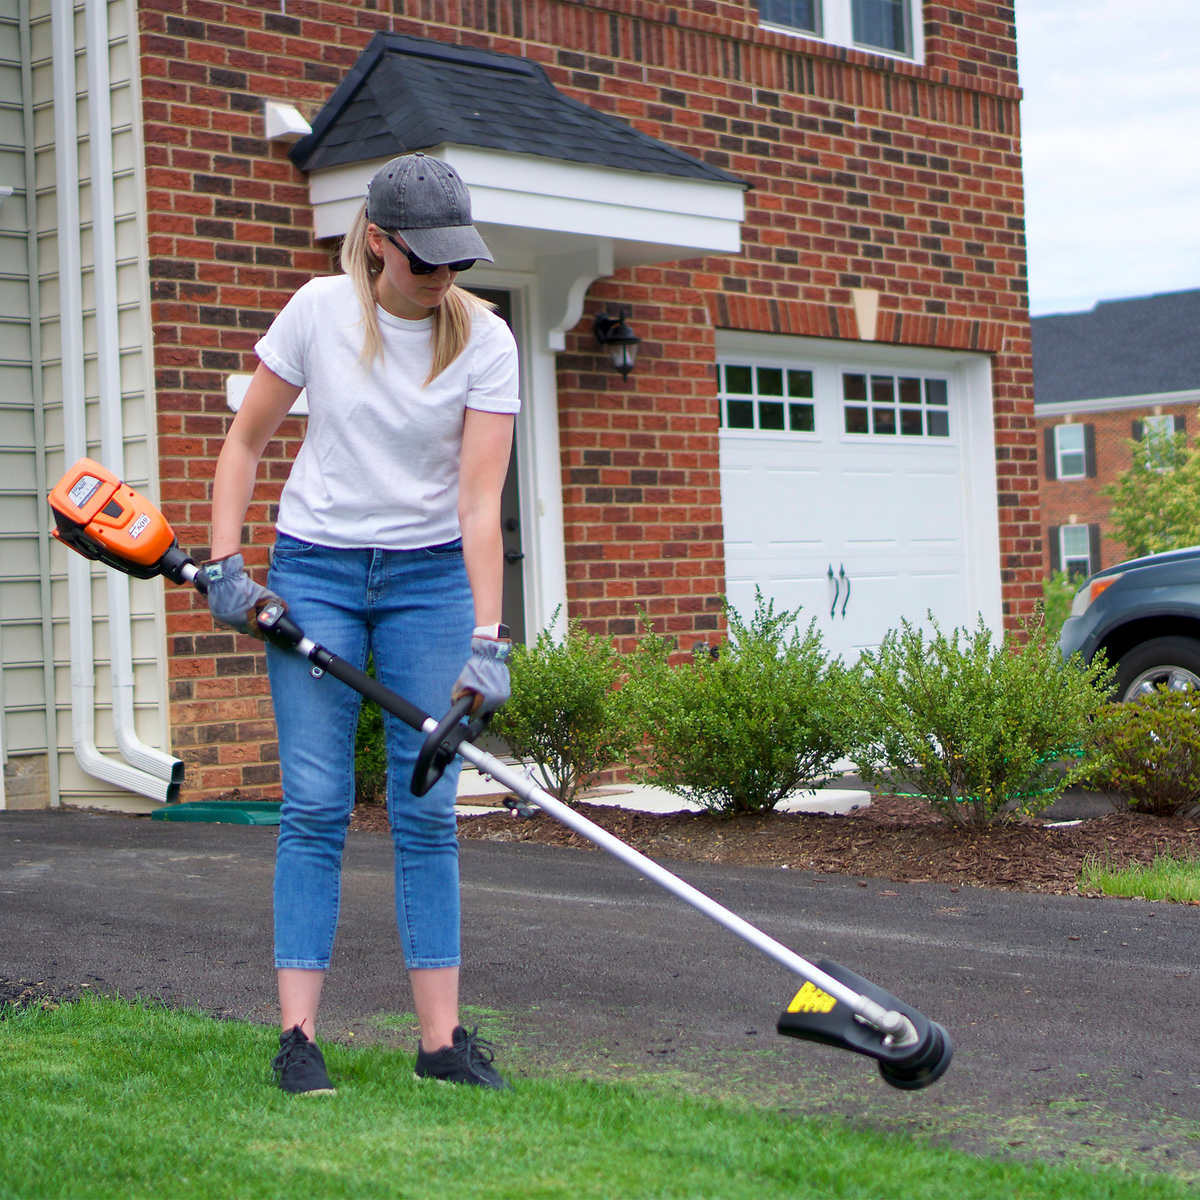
[349,792,1200,896]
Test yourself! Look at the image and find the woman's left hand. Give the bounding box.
[451,633,512,715]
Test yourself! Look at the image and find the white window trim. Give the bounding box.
[1053,423,1086,480]
[760,1,925,65]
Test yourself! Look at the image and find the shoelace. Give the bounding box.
[458,1026,498,1066]
[271,1030,313,1075]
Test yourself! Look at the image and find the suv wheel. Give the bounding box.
[1113,636,1200,701]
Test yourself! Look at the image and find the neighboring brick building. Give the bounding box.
[1035,289,1200,576]
[7,1,1038,809]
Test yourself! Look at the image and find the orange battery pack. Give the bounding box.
[49,457,177,572]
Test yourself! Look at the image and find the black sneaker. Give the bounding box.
[271,1025,336,1095]
[414,1025,510,1089]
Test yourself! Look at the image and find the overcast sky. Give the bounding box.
[1014,0,1200,316]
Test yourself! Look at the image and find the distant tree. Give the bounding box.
[1103,422,1200,557]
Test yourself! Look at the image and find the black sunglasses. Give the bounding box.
[384,233,475,275]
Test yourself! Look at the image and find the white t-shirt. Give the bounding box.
[254,274,520,549]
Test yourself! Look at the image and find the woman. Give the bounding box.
[204,153,519,1093]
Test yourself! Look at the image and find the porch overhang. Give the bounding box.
[308,143,745,266]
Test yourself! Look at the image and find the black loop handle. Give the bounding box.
[411,694,476,797]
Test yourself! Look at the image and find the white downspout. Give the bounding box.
[52,0,175,803]
[85,0,183,790]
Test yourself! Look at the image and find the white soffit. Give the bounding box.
[307,145,745,265]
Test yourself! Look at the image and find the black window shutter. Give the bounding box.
[1175,415,1187,434]
[1044,427,1057,480]
[1132,419,1144,441]
[1048,525,1061,573]
[1084,424,1097,478]
[1088,524,1101,572]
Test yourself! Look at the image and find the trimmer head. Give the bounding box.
[777,959,953,1090]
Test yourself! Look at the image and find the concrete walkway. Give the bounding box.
[454,762,871,816]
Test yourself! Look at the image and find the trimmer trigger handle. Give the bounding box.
[254,599,305,649]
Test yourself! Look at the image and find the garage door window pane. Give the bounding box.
[726,399,755,428]
[900,407,923,436]
[927,409,949,437]
[925,378,948,406]
[844,405,869,434]
[872,406,897,435]
[789,402,815,431]
[757,367,784,396]
[788,369,813,397]
[843,372,867,402]
[724,365,753,393]
[759,401,786,429]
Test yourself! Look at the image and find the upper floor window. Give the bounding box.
[1046,423,1095,481]
[1134,414,1185,470]
[759,0,919,59]
[1055,424,1086,479]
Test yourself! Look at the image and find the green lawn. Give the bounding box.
[0,996,1190,1200]
[1080,852,1200,902]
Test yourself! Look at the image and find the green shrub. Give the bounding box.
[847,616,1114,827]
[1083,688,1200,816]
[629,590,851,815]
[1038,570,1078,642]
[354,655,387,806]
[489,615,637,805]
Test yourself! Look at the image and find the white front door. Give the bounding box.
[718,340,1000,663]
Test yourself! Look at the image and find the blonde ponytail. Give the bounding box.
[341,202,494,384]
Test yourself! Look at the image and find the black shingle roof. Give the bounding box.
[289,32,744,187]
[1032,289,1200,407]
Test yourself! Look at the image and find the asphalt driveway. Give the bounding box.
[1,809,1197,1180]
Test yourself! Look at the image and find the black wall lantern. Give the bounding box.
[593,307,641,379]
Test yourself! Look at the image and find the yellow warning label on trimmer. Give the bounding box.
[787,982,838,1014]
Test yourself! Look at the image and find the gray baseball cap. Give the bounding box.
[365,153,493,265]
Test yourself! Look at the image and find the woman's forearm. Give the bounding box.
[210,436,263,560]
[210,363,302,560]
[459,507,504,628]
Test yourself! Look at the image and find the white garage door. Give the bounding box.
[718,343,1000,663]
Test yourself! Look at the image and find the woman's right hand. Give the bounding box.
[201,553,284,637]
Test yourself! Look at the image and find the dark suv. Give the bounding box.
[1058,545,1200,700]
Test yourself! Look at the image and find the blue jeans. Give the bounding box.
[266,534,474,970]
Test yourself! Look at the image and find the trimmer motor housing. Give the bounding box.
[49,457,193,583]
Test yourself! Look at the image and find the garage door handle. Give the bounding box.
[840,565,851,617]
[828,563,839,618]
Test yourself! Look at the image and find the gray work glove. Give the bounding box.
[451,634,512,716]
[201,553,281,637]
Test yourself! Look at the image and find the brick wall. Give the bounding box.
[137,0,1033,799]
[1037,402,1193,572]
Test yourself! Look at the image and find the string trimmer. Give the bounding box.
[49,457,953,1090]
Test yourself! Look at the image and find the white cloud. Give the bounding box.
[1015,0,1200,313]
